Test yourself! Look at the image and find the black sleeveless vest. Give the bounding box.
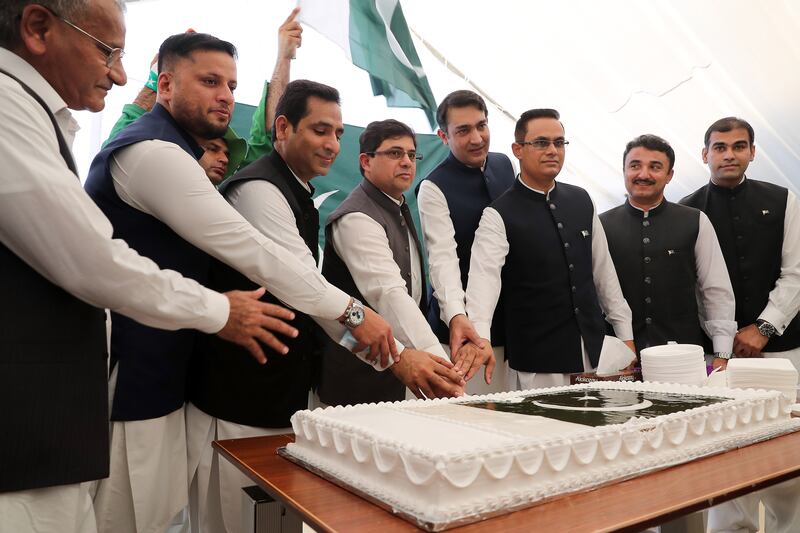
[319,179,424,405]
[682,179,800,351]
[84,103,209,421]
[600,201,702,353]
[418,151,514,346]
[493,180,605,372]
[189,151,321,427]
[1,69,107,491]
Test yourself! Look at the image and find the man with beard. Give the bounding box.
[104,8,304,185]
[466,108,635,389]
[84,33,402,533]
[600,134,736,367]
[417,90,512,392]
[682,117,800,533]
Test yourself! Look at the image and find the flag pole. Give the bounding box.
[409,27,518,125]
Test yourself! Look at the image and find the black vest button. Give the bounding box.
[564,242,570,249]
[643,220,650,227]
[569,264,575,271]
[644,256,651,263]
[574,307,580,314]
[645,317,653,324]
[571,286,577,293]
[644,276,652,284]
[739,256,745,261]
[549,203,556,210]
[733,216,740,221]
[557,222,564,229]
[643,237,651,244]
[645,297,652,304]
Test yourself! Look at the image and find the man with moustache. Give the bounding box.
[84,33,400,533]
[187,87,464,533]
[682,117,800,533]
[600,134,736,367]
[320,119,466,405]
[466,108,635,389]
[0,2,297,531]
[417,90,513,392]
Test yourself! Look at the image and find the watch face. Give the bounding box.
[350,307,365,325]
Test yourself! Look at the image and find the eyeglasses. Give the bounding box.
[517,139,569,150]
[41,5,125,68]
[365,149,423,161]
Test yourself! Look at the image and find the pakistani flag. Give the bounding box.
[298,0,438,129]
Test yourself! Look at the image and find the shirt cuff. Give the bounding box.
[203,290,231,334]
[474,321,492,343]
[711,335,734,354]
[759,305,791,335]
[317,285,354,321]
[421,341,450,361]
[442,302,467,327]
[611,322,634,342]
[353,338,404,371]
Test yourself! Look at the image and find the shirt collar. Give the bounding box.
[626,198,664,217]
[517,174,556,196]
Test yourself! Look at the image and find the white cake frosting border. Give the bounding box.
[286,381,798,529]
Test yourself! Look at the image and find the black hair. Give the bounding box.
[358,119,416,177]
[436,90,488,131]
[514,109,561,142]
[271,79,340,139]
[704,117,755,147]
[623,134,676,171]
[157,32,237,74]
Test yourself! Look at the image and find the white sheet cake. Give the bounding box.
[285,381,799,530]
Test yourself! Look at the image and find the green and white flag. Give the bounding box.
[298,0,438,129]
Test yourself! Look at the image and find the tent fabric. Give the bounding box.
[73,0,798,214]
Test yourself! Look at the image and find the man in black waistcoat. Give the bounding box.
[466,108,635,390]
[187,84,464,532]
[321,119,466,406]
[0,2,296,531]
[417,90,512,392]
[682,117,800,533]
[600,134,736,368]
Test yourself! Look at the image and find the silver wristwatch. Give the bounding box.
[714,351,732,360]
[341,298,366,330]
[756,319,776,338]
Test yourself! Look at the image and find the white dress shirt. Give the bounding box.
[329,191,449,359]
[466,178,634,344]
[0,47,227,334]
[225,174,405,364]
[109,140,351,321]
[417,179,467,326]
[761,190,800,335]
[631,202,737,353]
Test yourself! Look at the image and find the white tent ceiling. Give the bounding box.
[74,0,800,212]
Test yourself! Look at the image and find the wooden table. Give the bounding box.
[214,431,800,532]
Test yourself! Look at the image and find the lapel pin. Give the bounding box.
[762,209,770,215]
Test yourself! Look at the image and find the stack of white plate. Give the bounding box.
[640,344,707,386]
[727,358,798,402]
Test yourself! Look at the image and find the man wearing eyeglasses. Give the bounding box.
[417,90,512,392]
[466,109,635,390]
[319,119,467,406]
[599,134,736,367]
[0,2,298,532]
